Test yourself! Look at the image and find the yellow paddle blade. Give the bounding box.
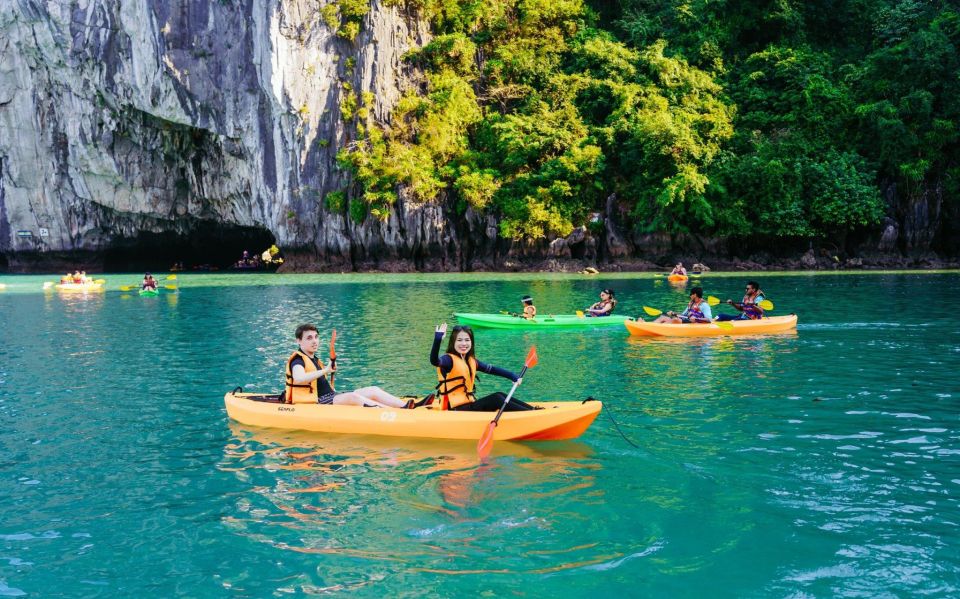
[119,285,134,291]
[94,279,106,284]
[642,306,662,317]
[576,310,584,318]
[715,321,735,331]
[759,299,774,310]
[164,285,178,290]
[166,274,177,280]
[707,295,721,306]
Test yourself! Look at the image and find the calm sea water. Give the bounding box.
[0,272,957,597]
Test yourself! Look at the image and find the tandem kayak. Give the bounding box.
[455,313,631,329]
[138,288,159,296]
[625,314,798,337]
[55,282,104,293]
[224,391,602,441]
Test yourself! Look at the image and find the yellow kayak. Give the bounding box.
[54,282,105,292]
[625,314,798,337]
[224,391,602,441]
[667,274,688,282]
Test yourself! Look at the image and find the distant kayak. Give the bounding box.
[667,274,688,282]
[625,314,798,337]
[224,391,602,441]
[138,288,159,296]
[55,282,104,293]
[455,313,632,329]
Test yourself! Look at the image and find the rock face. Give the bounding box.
[0,1,955,272]
[0,0,472,270]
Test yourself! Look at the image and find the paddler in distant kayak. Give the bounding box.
[670,262,687,276]
[142,273,158,291]
[521,295,537,319]
[716,280,766,321]
[584,288,617,317]
[652,286,712,324]
[286,324,414,408]
[430,323,537,412]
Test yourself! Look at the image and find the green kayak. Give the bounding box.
[138,288,159,296]
[455,313,631,329]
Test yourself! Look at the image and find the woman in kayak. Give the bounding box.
[431,323,537,412]
[585,289,617,317]
[287,324,414,408]
[521,295,537,319]
[670,263,687,276]
[653,286,712,323]
[717,280,766,321]
[142,273,157,291]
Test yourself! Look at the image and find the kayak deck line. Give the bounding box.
[225,392,602,441]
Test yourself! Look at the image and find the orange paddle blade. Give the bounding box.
[477,421,496,459]
[525,346,538,368]
[329,329,337,359]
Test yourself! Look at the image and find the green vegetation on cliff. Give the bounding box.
[336,0,959,251]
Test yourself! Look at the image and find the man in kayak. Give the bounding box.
[585,289,617,316]
[653,286,712,323]
[286,324,413,408]
[521,295,537,319]
[431,323,538,411]
[142,273,158,291]
[716,281,766,321]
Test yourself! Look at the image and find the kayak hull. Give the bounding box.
[667,274,688,282]
[224,392,602,441]
[55,283,104,293]
[138,288,159,296]
[625,314,798,337]
[455,313,630,329]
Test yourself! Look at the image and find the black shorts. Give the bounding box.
[318,392,337,405]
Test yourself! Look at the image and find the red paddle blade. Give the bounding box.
[525,346,538,368]
[329,329,337,359]
[477,421,496,459]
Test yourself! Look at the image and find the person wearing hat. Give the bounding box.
[585,289,617,317]
[521,295,537,319]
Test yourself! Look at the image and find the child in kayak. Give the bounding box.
[653,286,712,323]
[430,323,537,412]
[585,289,617,316]
[521,295,537,319]
[716,281,765,321]
[286,323,413,408]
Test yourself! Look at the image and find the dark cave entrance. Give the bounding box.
[102,221,277,272]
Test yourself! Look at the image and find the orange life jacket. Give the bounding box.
[523,305,537,319]
[436,353,477,410]
[284,350,325,404]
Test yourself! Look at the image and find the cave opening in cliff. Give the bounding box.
[102,222,276,272]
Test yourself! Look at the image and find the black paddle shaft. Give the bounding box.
[490,364,530,426]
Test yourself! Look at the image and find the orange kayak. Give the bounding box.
[224,392,602,441]
[667,274,688,282]
[625,314,798,337]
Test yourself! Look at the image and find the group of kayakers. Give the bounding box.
[284,321,537,413]
[282,278,770,412]
[59,270,93,285]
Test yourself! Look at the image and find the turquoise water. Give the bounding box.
[0,272,958,596]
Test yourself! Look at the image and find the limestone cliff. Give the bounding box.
[0,0,486,271]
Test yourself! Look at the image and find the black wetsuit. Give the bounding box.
[430,332,536,411]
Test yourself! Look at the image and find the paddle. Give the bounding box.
[329,329,337,390]
[576,310,585,318]
[477,346,538,460]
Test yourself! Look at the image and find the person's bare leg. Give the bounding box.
[333,392,398,409]
[352,386,407,408]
